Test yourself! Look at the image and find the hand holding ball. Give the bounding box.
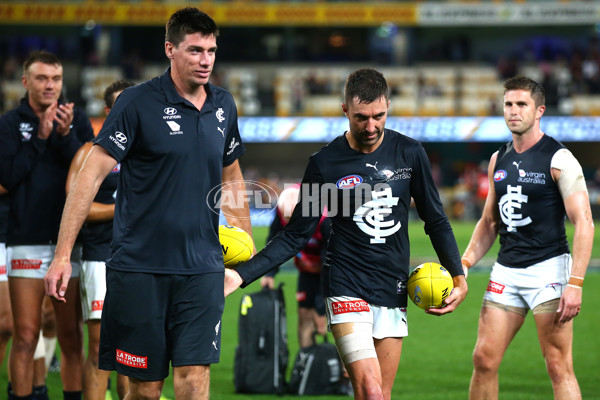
[407,262,454,310]
[219,225,254,268]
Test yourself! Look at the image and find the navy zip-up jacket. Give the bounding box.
[0,97,94,245]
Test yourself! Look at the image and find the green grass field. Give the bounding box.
[1,221,599,399]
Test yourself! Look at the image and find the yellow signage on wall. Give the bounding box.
[0,2,417,26]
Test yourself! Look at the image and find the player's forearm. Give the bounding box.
[86,202,115,223]
[463,217,498,267]
[222,183,253,240]
[570,211,594,282]
[222,161,254,246]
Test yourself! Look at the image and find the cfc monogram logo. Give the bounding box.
[353,187,401,244]
[499,185,532,232]
[216,108,225,123]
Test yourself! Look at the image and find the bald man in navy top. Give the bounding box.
[45,8,252,399]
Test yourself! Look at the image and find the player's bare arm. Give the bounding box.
[66,142,115,223]
[0,184,6,195]
[552,164,594,323]
[222,160,254,297]
[45,145,117,302]
[462,152,501,278]
[221,160,255,253]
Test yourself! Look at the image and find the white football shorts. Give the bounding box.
[325,296,408,339]
[484,253,571,310]
[80,260,107,321]
[0,242,7,282]
[8,244,82,279]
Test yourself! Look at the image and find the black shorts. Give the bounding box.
[296,271,325,316]
[99,269,225,381]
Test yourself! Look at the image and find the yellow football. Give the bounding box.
[219,225,254,268]
[407,262,454,310]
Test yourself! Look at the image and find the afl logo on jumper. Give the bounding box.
[494,170,507,182]
[164,107,177,116]
[336,175,363,189]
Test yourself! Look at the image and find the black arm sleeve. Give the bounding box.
[236,158,324,286]
[319,217,331,261]
[264,212,285,278]
[410,144,463,277]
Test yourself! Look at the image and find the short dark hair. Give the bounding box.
[165,7,219,47]
[23,50,61,75]
[103,80,135,109]
[344,68,388,105]
[504,76,545,108]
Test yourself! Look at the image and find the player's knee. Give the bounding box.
[129,379,163,400]
[174,365,210,391]
[352,377,384,400]
[472,345,500,373]
[12,328,39,351]
[129,386,162,400]
[544,355,572,383]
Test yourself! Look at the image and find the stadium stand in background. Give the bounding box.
[2,1,600,117]
[1,0,600,222]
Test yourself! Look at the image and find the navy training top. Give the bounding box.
[95,68,245,274]
[0,97,94,245]
[236,130,462,308]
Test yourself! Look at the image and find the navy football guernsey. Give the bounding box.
[80,163,120,262]
[493,134,569,268]
[237,130,461,308]
[0,97,94,245]
[94,68,245,274]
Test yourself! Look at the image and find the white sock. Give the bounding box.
[43,335,57,370]
[33,330,45,360]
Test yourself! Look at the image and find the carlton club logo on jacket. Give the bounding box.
[19,122,33,141]
[216,107,225,123]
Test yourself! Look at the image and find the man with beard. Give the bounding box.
[225,68,468,400]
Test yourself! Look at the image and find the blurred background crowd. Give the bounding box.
[2,0,600,224]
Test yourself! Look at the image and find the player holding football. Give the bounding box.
[45,8,251,400]
[225,68,468,400]
[461,76,594,400]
